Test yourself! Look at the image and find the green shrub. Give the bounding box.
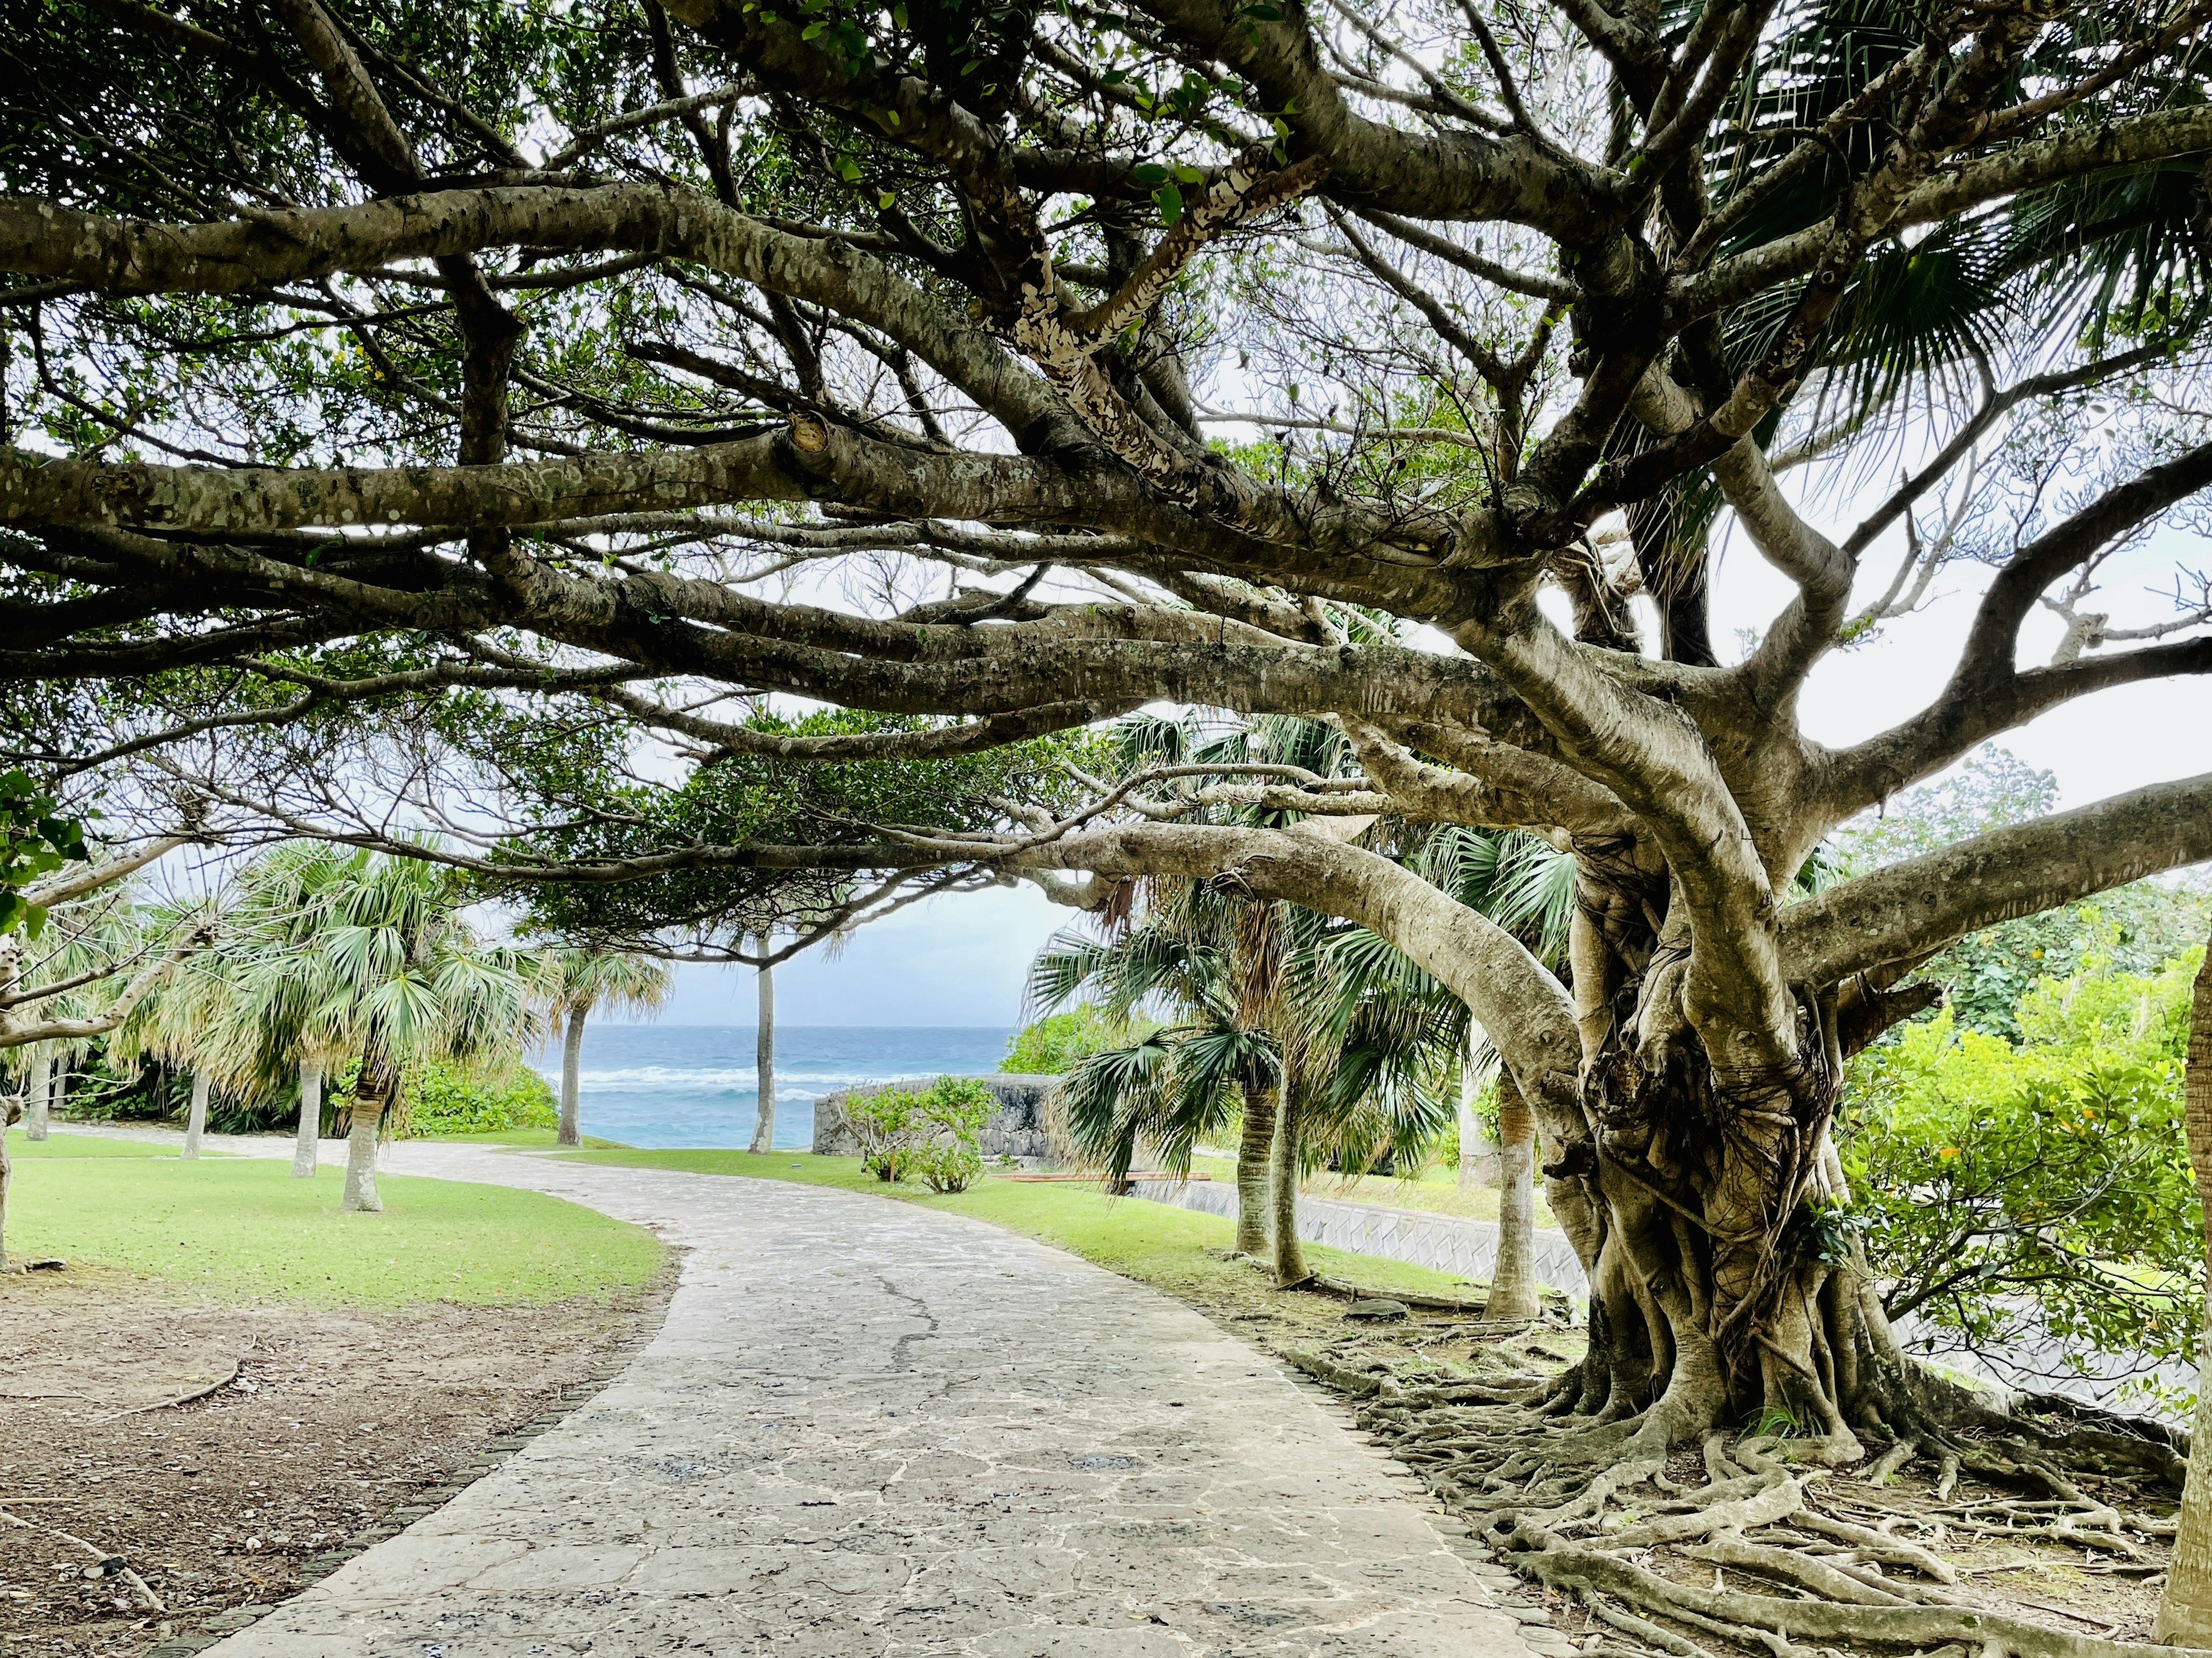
[912,1143,984,1193]
[1842,949,2202,1402]
[397,1058,557,1138]
[1001,1006,1149,1073]
[847,1075,994,1182]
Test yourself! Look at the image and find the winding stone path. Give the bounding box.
[207,1147,1535,1656]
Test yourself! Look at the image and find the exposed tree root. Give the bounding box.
[1297,1323,2186,1658]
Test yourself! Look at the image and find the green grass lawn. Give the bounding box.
[1185,1151,1555,1227]
[9,1135,662,1306]
[563,1148,1484,1302]
[13,1133,225,1160]
[407,1127,632,1149]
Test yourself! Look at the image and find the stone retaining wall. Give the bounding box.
[1129,1178,1589,1298]
[812,1074,1059,1160]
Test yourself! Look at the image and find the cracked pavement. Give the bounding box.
[206,1148,1537,1656]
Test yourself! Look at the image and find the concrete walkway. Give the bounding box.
[195,1145,1533,1657]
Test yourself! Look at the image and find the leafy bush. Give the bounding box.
[1001,1005,1147,1073]
[846,1076,994,1182]
[395,1058,556,1138]
[1842,950,2203,1398]
[911,1142,985,1193]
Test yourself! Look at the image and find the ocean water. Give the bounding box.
[529,1024,1016,1149]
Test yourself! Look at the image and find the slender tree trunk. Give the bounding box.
[291,1058,323,1178]
[38,1068,59,1139]
[24,1054,49,1144]
[342,1043,393,1214]
[558,1005,587,1148]
[0,1099,16,1270]
[1457,1035,1497,1189]
[1486,1071,1541,1321]
[1234,1083,1275,1257]
[181,1070,209,1159]
[1269,1080,1308,1286]
[749,942,775,1155]
[2154,939,2212,1645]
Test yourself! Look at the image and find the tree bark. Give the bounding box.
[1234,1083,1275,1256]
[1458,1037,1498,1189]
[182,1070,209,1159]
[558,1004,587,1148]
[292,1058,323,1178]
[2154,937,2212,1645]
[1486,1071,1541,1321]
[750,942,776,1155]
[0,1098,17,1271]
[342,1043,393,1214]
[1270,1080,1308,1286]
[24,1054,49,1143]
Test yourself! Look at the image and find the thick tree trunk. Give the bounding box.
[558,1005,586,1148]
[24,1054,49,1143]
[181,1070,209,1159]
[1270,1081,1308,1286]
[292,1058,323,1178]
[1234,1084,1275,1256]
[749,945,775,1155]
[1486,1071,1541,1322]
[1457,1038,1498,1189]
[2154,939,2212,1645]
[342,1042,393,1214]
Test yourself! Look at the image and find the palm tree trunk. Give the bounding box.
[291,1058,323,1178]
[558,1005,587,1147]
[2154,939,2212,1644]
[181,1070,210,1160]
[1234,1084,1275,1257]
[749,942,775,1155]
[1485,1071,1541,1322]
[1269,1080,1308,1286]
[1457,1037,1496,1189]
[24,1054,49,1144]
[0,1098,16,1270]
[342,1044,393,1214]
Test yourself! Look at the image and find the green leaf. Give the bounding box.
[1153,183,1183,225]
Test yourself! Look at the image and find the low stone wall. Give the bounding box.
[1128,1178,1590,1299]
[812,1074,1059,1161]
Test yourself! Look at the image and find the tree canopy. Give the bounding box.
[7,0,2212,1444]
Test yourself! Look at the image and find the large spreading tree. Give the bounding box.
[7,0,2212,1484]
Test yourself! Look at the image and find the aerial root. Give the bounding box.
[1510,1520,2208,1658]
[1301,1334,2183,1658]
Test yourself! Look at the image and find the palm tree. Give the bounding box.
[531,945,671,1148]
[191,843,364,1177]
[1396,824,1576,1321]
[136,843,535,1208]
[749,932,775,1155]
[1034,891,1283,1254]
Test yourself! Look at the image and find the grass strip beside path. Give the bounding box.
[563,1149,1484,1303]
[10,1135,662,1307]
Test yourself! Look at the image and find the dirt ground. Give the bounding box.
[0,1262,673,1656]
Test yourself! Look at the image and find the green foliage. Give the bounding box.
[1000,1004,1147,1073]
[512,710,1100,947]
[402,1057,559,1139]
[1842,950,2203,1397]
[845,1075,994,1182]
[910,1142,984,1194]
[0,770,88,938]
